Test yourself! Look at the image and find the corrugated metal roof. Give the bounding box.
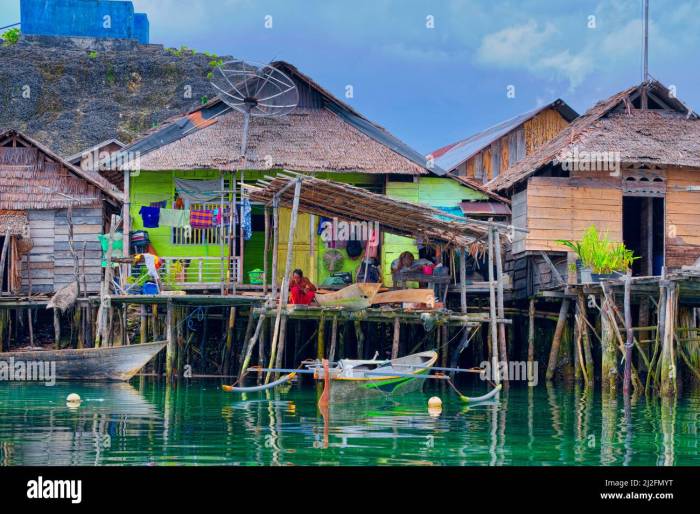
[430,100,578,173]
[460,201,511,216]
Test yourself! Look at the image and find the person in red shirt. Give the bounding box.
[289,269,317,305]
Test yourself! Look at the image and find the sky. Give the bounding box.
[2,0,699,154]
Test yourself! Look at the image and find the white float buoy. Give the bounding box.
[428,396,442,408]
[66,393,81,404]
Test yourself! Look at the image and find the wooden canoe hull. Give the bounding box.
[328,351,438,404]
[0,341,167,381]
[315,283,382,310]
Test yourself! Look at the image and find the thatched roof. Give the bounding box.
[0,129,123,210]
[486,81,699,192]
[137,108,427,174]
[248,172,493,249]
[0,210,28,236]
[117,61,434,176]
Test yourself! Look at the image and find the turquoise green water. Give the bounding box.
[0,379,698,466]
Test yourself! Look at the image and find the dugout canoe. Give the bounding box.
[0,341,167,382]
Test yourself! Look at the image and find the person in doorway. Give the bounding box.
[289,269,317,305]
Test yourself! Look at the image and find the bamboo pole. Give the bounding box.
[487,226,500,385]
[271,197,280,301]
[391,316,401,359]
[240,312,266,377]
[96,214,118,348]
[25,254,34,347]
[176,307,185,379]
[601,291,618,393]
[273,314,288,372]
[139,305,147,344]
[266,179,302,383]
[545,298,571,381]
[53,310,61,349]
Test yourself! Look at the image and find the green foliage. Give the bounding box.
[208,58,224,69]
[88,50,98,59]
[207,71,213,80]
[1,27,20,46]
[557,225,638,275]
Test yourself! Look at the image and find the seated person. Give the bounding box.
[356,258,381,283]
[289,269,317,305]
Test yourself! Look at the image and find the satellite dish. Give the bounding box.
[210,59,299,157]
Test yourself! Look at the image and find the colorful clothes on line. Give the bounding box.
[139,206,160,228]
[159,208,190,228]
[150,200,168,208]
[190,209,213,228]
[242,198,252,240]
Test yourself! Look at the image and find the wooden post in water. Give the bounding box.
[317,312,326,361]
[493,227,508,376]
[266,179,301,383]
[240,312,266,377]
[528,298,536,363]
[546,298,571,381]
[355,319,365,360]
[601,290,618,393]
[623,272,634,397]
[329,315,338,363]
[223,307,236,375]
[270,197,280,301]
[391,316,401,359]
[459,246,467,314]
[576,290,594,386]
[165,300,175,382]
[139,305,147,344]
[274,314,288,374]
[660,281,677,397]
[263,207,270,296]
[487,226,500,385]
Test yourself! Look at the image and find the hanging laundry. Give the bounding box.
[150,200,168,208]
[242,198,252,240]
[174,196,185,210]
[174,178,221,207]
[139,206,160,228]
[190,209,214,228]
[159,208,190,228]
[365,228,379,259]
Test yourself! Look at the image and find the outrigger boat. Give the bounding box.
[0,341,167,381]
[223,349,502,404]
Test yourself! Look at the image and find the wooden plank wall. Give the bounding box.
[20,208,103,294]
[666,167,700,268]
[524,177,622,252]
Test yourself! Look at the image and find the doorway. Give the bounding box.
[623,196,664,276]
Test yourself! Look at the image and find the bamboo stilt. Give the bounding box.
[317,312,326,360]
[660,281,678,397]
[329,316,338,364]
[354,319,365,360]
[240,312,266,377]
[494,229,508,377]
[527,298,535,363]
[223,307,236,375]
[165,301,175,382]
[487,226,500,385]
[577,290,594,386]
[140,305,147,344]
[601,291,618,393]
[623,272,634,397]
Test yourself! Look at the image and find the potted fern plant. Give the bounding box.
[557,225,638,283]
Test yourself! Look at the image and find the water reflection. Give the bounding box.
[0,380,699,466]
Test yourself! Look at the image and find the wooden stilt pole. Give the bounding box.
[329,315,338,363]
[223,307,236,375]
[263,207,270,296]
[139,305,147,344]
[270,198,280,301]
[391,316,401,359]
[459,246,467,314]
[623,271,634,396]
[660,281,677,397]
[53,310,61,349]
[355,319,365,360]
[601,290,618,393]
[577,290,594,386]
[487,226,500,385]
[494,228,508,377]
[317,312,326,361]
[0,230,10,294]
[528,298,536,363]
[546,298,571,381]
[165,300,175,382]
[240,312,266,377]
[238,309,255,367]
[266,179,301,383]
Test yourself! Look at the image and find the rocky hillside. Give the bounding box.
[0,36,230,157]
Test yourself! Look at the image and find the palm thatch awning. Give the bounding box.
[248,173,503,249]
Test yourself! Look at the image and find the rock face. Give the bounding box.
[0,35,230,157]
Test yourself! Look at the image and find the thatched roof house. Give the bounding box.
[0,129,122,295]
[481,81,700,297]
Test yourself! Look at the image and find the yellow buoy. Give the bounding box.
[428,396,442,409]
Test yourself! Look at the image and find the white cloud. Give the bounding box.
[477,20,557,68]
